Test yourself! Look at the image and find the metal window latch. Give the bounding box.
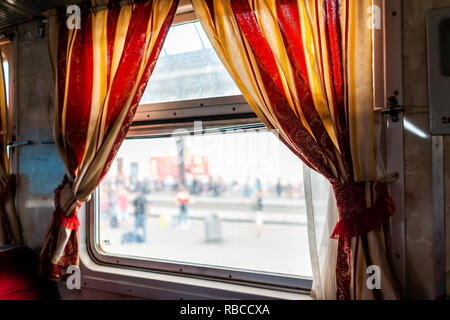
[7,139,55,149]
[380,96,404,123]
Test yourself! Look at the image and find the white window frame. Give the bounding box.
[382,0,406,294]
[134,95,254,123]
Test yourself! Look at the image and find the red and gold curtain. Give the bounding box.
[193,0,402,299]
[0,50,21,245]
[40,0,178,279]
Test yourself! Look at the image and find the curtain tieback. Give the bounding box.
[54,175,86,230]
[330,173,398,239]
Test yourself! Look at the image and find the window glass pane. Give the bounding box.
[97,128,312,278]
[139,21,241,104]
[2,60,8,106]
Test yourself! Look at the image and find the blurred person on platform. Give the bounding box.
[254,180,264,238]
[175,184,190,230]
[116,183,129,227]
[133,186,149,243]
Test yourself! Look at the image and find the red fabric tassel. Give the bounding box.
[53,176,81,231]
[57,213,80,231]
[331,182,396,239]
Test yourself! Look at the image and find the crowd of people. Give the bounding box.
[99,170,304,244]
[100,175,197,243]
[143,175,303,199]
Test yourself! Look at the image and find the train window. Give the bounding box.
[2,58,8,106]
[89,14,312,291]
[139,20,241,105]
[92,125,312,289]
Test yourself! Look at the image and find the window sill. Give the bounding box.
[78,205,312,300]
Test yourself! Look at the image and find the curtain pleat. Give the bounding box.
[193,0,402,299]
[0,49,22,246]
[39,0,178,279]
[303,164,338,300]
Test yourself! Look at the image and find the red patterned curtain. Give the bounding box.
[40,0,178,279]
[0,50,21,245]
[193,0,402,299]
